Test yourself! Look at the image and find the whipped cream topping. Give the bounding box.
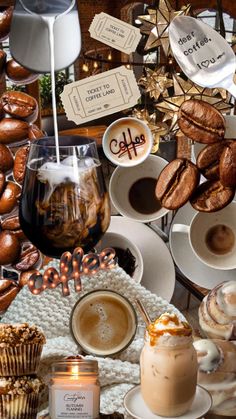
[147,313,192,346]
[194,339,222,373]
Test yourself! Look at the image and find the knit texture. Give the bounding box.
[1,261,180,418]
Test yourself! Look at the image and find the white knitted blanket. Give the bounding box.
[1,261,180,418]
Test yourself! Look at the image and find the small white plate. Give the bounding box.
[169,203,236,289]
[124,385,212,419]
[108,216,175,301]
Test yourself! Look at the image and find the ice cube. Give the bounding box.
[61,156,77,167]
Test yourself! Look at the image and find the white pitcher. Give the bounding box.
[9,0,81,73]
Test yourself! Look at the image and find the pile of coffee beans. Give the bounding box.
[0,90,45,313]
[155,99,236,212]
[0,7,39,84]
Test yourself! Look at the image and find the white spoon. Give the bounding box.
[169,15,236,97]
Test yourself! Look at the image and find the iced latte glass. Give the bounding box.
[140,313,198,417]
[19,136,110,258]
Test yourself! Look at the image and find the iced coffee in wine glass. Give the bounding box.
[19,136,110,258]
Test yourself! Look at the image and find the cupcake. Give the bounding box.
[0,323,46,376]
[0,375,44,419]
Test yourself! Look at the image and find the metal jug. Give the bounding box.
[9,0,81,73]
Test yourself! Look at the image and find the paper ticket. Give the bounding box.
[61,66,141,125]
[89,12,141,54]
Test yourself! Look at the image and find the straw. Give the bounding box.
[136,299,151,326]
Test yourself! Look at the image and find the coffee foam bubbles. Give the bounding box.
[71,291,137,356]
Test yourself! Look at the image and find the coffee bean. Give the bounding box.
[220,142,236,187]
[1,214,20,231]
[28,124,45,140]
[0,279,20,314]
[1,91,38,122]
[1,213,26,241]
[0,181,21,214]
[0,172,5,195]
[190,180,235,212]
[19,270,38,287]
[196,141,232,180]
[13,145,29,185]
[155,158,200,210]
[0,49,6,75]
[178,99,225,144]
[0,231,21,265]
[13,245,41,272]
[0,144,14,173]
[6,59,38,84]
[0,7,13,41]
[0,118,29,144]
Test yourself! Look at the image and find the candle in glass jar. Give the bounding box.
[49,357,100,419]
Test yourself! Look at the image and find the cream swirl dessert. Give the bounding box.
[140,313,198,417]
[199,281,236,340]
[194,338,236,416]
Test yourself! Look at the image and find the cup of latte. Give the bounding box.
[102,117,153,167]
[70,290,137,356]
[172,201,236,270]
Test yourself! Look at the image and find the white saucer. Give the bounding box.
[124,385,212,419]
[169,203,236,289]
[108,216,175,301]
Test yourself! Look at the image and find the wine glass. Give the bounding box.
[19,136,111,258]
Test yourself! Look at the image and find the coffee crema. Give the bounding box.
[104,118,152,166]
[109,127,146,160]
[129,177,161,214]
[205,224,235,255]
[70,290,137,356]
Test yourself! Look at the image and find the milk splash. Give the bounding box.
[19,0,77,163]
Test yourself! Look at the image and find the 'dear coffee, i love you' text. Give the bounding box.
[102,117,153,167]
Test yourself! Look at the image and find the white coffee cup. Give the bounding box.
[172,201,236,270]
[96,232,143,283]
[102,117,153,167]
[109,155,169,223]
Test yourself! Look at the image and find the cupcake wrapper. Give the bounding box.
[0,393,39,419]
[0,344,43,376]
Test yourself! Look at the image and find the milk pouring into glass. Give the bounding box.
[10,1,111,257]
[10,0,81,160]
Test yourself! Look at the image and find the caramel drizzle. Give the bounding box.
[148,313,192,346]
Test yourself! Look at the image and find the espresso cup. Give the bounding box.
[109,155,169,223]
[102,117,153,167]
[70,289,137,356]
[172,201,236,270]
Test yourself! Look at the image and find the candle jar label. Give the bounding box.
[53,389,93,418]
